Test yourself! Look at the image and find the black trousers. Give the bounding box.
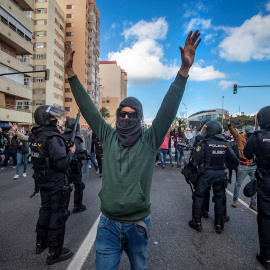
[36,178,71,246]
[257,178,270,249]
[193,169,226,221]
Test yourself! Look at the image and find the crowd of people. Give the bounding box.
[1,29,269,270]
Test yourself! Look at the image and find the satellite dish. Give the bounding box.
[185,131,193,139]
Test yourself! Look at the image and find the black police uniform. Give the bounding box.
[190,136,238,233]
[244,127,270,268]
[30,105,74,265]
[62,130,87,213]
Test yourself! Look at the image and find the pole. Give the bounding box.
[181,102,188,127]
[222,96,224,124]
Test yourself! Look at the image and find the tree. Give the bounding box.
[99,107,110,120]
[218,115,256,130]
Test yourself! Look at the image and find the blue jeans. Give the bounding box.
[95,214,151,270]
[89,152,98,170]
[158,149,168,166]
[175,148,182,166]
[233,164,257,202]
[168,148,173,164]
[16,152,28,175]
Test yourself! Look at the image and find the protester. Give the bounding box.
[159,131,170,169]
[1,129,17,169]
[65,29,201,269]
[13,129,30,179]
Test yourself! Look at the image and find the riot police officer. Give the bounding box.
[30,105,74,265]
[189,121,238,234]
[244,106,270,269]
[63,118,87,213]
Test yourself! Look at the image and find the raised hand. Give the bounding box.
[224,113,231,122]
[9,121,17,131]
[179,30,201,76]
[64,42,76,77]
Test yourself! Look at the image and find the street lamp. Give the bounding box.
[181,102,188,126]
[222,96,224,124]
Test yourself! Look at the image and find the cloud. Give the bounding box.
[107,18,225,85]
[218,80,237,90]
[218,14,270,62]
[184,18,212,34]
[189,61,226,81]
[108,18,180,85]
[266,1,270,11]
[103,22,119,41]
[144,117,155,125]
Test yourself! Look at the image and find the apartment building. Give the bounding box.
[0,0,34,129]
[57,0,100,127]
[99,61,127,125]
[32,0,65,116]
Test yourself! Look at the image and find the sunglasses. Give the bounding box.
[119,111,137,119]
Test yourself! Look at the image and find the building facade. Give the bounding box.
[32,0,66,116]
[0,0,34,129]
[99,61,127,125]
[57,0,100,127]
[188,108,229,122]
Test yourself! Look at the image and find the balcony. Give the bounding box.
[0,47,33,73]
[0,76,32,100]
[1,0,34,30]
[12,0,34,11]
[0,16,33,55]
[0,107,32,123]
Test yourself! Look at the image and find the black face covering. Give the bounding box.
[116,97,143,147]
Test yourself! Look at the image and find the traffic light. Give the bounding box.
[45,69,50,81]
[233,84,237,94]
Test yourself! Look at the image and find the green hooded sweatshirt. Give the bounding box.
[69,73,187,221]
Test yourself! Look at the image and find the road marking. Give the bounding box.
[226,189,257,214]
[67,213,101,270]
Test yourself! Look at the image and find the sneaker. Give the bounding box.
[162,165,165,169]
[170,163,174,167]
[96,169,99,174]
[12,166,16,168]
[22,173,27,177]
[99,173,102,177]
[155,162,159,167]
[29,191,39,198]
[231,198,237,208]
[13,174,19,179]
[88,165,91,169]
[249,202,258,212]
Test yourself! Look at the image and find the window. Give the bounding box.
[37,9,45,14]
[36,31,44,36]
[65,98,72,102]
[35,101,43,106]
[38,0,45,2]
[66,5,75,9]
[66,14,74,18]
[36,54,44,60]
[35,78,43,82]
[37,20,45,25]
[106,100,110,103]
[36,42,44,48]
[36,65,43,71]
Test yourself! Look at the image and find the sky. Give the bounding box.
[95,0,270,124]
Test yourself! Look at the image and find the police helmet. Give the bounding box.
[65,117,79,132]
[257,106,270,129]
[201,118,211,127]
[34,105,66,126]
[205,120,223,136]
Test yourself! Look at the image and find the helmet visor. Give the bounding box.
[200,124,207,136]
[46,105,67,119]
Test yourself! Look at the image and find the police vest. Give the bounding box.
[255,129,270,174]
[30,130,66,181]
[204,139,227,170]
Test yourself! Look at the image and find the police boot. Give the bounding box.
[188,216,202,232]
[257,245,270,270]
[73,204,87,213]
[36,234,48,254]
[46,246,73,265]
[214,219,224,234]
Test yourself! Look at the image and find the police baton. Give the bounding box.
[66,110,81,148]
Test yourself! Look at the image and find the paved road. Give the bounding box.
[0,162,262,270]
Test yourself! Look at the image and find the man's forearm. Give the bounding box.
[179,65,189,78]
[65,67,76,78]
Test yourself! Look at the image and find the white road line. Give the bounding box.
[67,213,101,270]
[226,189,257,214]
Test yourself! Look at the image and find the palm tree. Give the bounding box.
[99,107,110,120]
